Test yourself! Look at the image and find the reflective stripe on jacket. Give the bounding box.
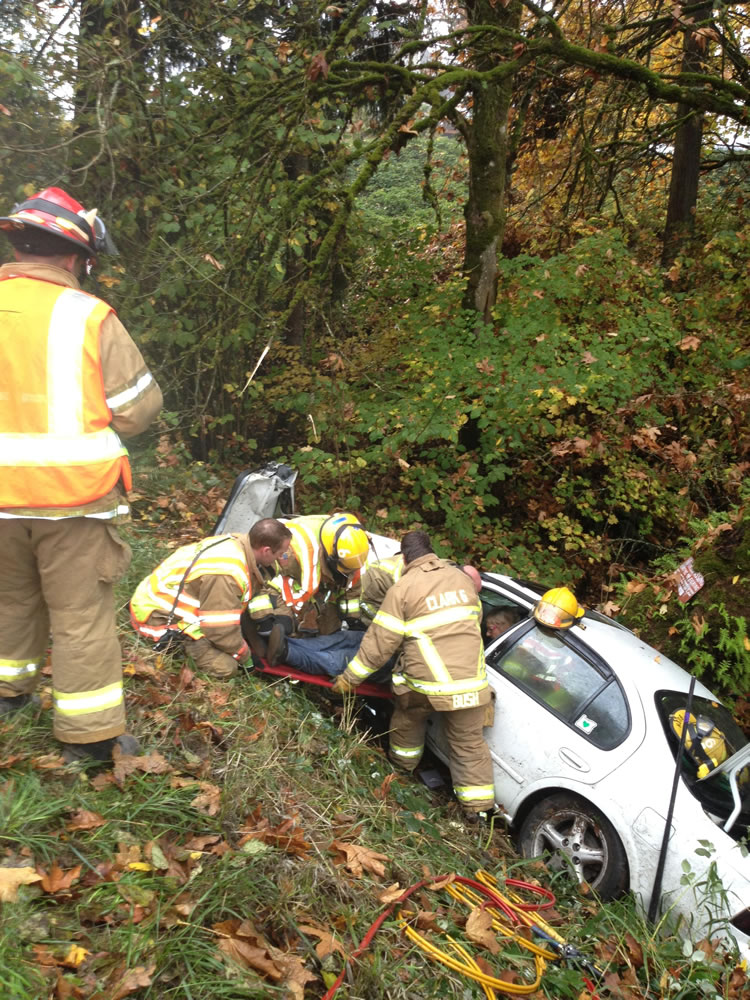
[257,515,361,621]
[360,554,404,623]
[342,553,488,711]
[0,276,131,509]
[130,534,257,659]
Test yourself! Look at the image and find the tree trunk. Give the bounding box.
[461,0,521,319]
[661,5,712,268]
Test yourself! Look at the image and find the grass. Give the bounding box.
[1,455,747,999]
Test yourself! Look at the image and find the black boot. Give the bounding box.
[62,732,140,764]
[240,611,268,659]
[0,693,37,717]
[267,624,289,667]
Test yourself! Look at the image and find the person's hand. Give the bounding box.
[332,674,357,695]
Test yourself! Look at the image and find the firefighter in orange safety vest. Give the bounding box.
[129,519,292,678]
[0,186,163,763]
[332,530,496,820]
[246,512,370,638]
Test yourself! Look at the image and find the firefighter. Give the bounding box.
[332,530,495,820]
[0,186,163,763]
[247,512,370,638]
[262,550,406,674]
[263,554,482,680]
[130,518,292,678]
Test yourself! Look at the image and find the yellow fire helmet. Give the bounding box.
[669,709,728,779]
[534,586,585,629]
[320,513,369,575]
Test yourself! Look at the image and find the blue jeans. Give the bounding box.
[284,630,393,683]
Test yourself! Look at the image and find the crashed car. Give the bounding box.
[215,465,750,956]
[427,576,750,958]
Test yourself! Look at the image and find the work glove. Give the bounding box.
[332,674,358,695]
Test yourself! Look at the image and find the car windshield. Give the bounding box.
[656,691,750,836]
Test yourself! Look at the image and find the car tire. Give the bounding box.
[517,793,629,900]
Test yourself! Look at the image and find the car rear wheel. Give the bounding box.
[518,793,629,900]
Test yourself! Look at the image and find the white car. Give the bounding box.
[214,466,750,955]
[426,573,750,958]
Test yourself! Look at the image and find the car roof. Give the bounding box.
[480,571,719,703]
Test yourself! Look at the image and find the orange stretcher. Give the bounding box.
[253,657,393,699]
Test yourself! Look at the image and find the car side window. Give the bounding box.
[490,626,629,750]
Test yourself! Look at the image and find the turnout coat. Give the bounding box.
[341,553,490,711]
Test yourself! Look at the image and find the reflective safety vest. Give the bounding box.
[130,535,251,642]
[269,515,362,610]
[0,276,131,508]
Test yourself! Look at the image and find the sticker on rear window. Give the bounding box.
[575,714,597,735]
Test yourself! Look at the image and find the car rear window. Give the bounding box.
[489,626,629,750]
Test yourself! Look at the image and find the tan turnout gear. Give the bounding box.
[340,553,495,814]
[0,261,162,746]
[359,554,404,624]
[130,534,263,677]
[248,515,363,634]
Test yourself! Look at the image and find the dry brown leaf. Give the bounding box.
[215,918,284,981]
[623,931,644,968]
[276,952,317,999]
[465,906,499,955]
[298,923,347,959]
[415,909,440,931]
[0,754,23,768]
[37,863,82,894]
[330,840,389,879]
[377,883,404,904]
[0,866,43,901]
[190,782,222,816]
[31,753,66,770]
[238,811,311,857]
[66,809,106,831]
[183,834,222,851]
[426,873,456,890]
[106,963,156,1000]
[113,749,172,786]
[373,773,397,800]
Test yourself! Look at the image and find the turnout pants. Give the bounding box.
[0,518,131,745]
[389,690,495,814]
[136,613,240,680]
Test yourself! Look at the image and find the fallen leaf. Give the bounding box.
[106,963,156,1000]
[113,749,173,787]
[298,923,347,959]
[66,809,106,831]
[373,774,397,800]
[37,863,82,894]
[677,335,701,351]
[377,883,404,904]
[0,866,43,901]
[215,919,284,981]
[32,753,66,770]
[190,783,222,816]
[330,840,389,878]
[238,810,311,856]
[465,906,499,955]
[62,944,90,968]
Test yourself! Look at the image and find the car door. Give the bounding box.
[426,594,644,818]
